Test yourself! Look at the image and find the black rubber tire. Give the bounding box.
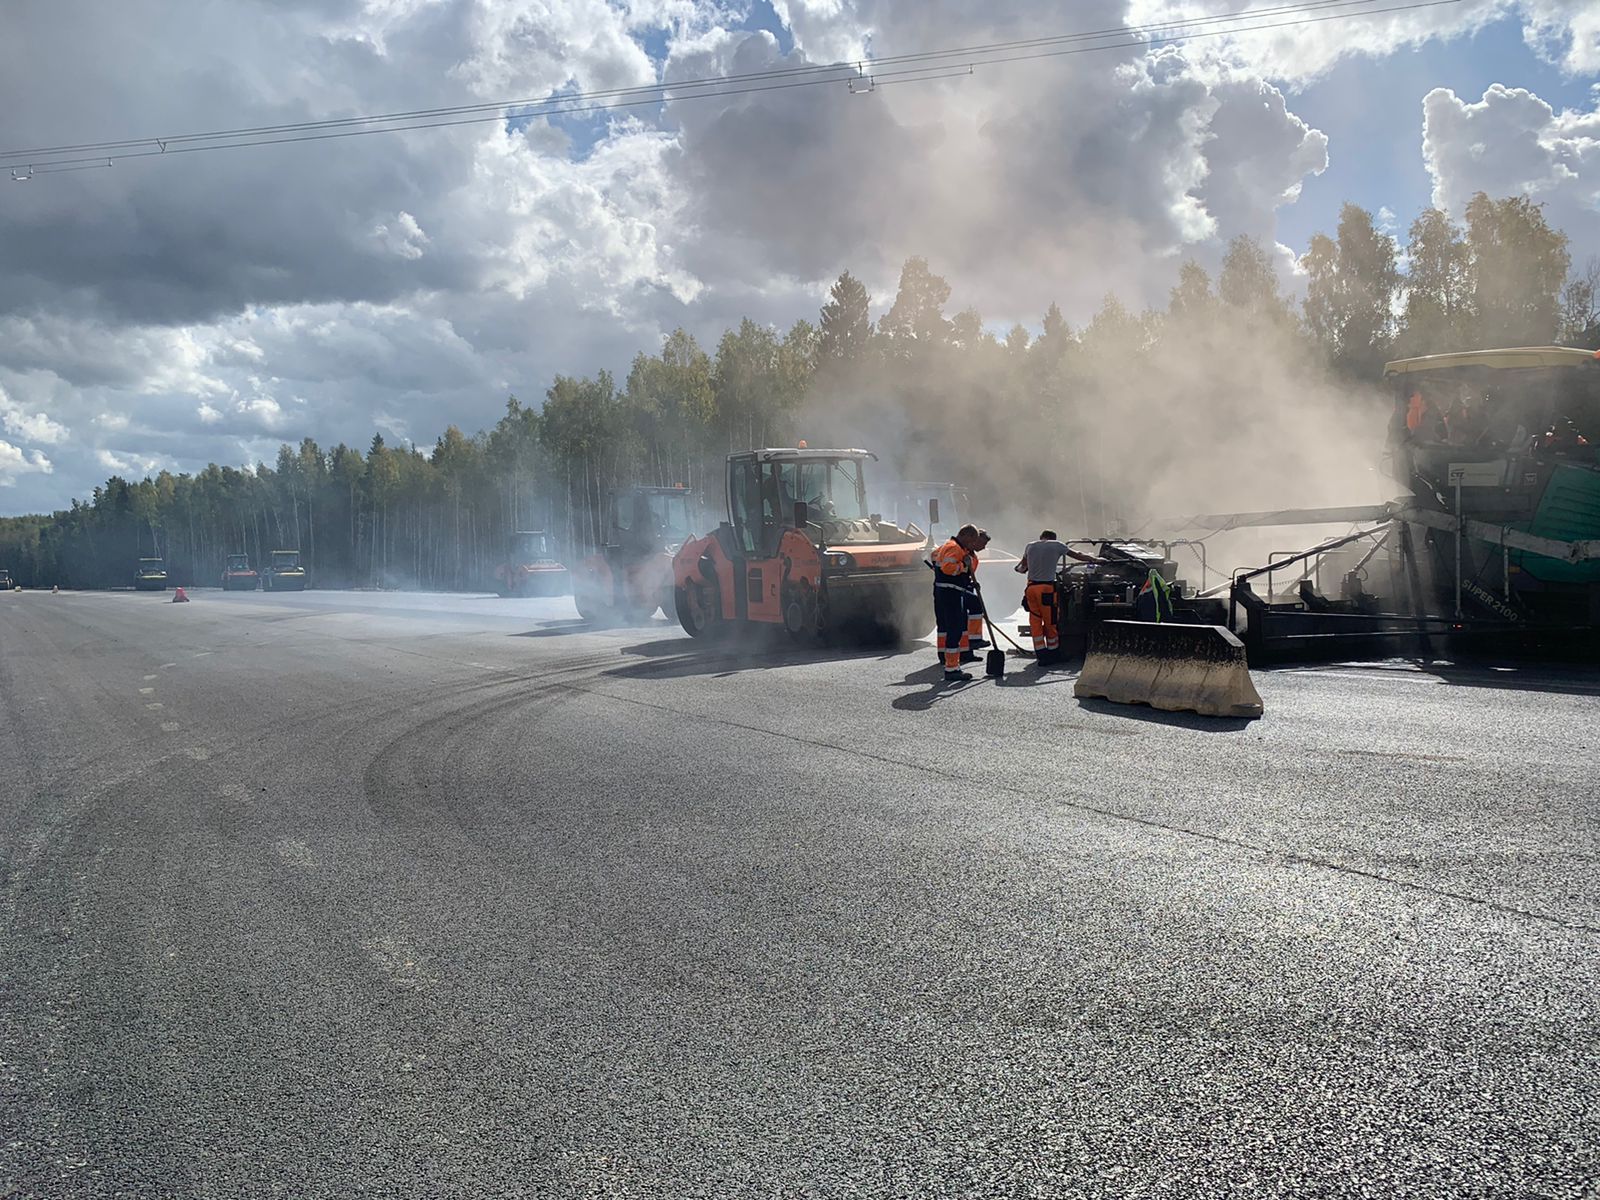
[675,580,723,639]
[575,592,614,627]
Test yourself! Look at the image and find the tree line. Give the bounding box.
[1,191,1592,590]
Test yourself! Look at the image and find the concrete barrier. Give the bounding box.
[1074,620,1264,719]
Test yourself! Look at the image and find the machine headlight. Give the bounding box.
[825,551,855,569]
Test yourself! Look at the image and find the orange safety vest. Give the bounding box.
[932,538,975,591]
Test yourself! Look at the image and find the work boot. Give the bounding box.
[959,651,981,664]
[943,670,973,684]
[969,637,990,650]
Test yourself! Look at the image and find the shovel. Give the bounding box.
[983,613,1006,678]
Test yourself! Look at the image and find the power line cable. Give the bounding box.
[1,0,1381,160]
[6,0,1460,176]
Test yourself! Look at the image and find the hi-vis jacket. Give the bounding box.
[930,538,977,593]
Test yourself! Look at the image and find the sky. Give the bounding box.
[0,0,1596,515]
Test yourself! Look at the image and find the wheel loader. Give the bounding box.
[673,448,933,643]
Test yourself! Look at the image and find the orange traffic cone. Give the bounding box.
[172,587,190,603]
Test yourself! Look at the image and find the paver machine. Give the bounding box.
[1149,346,1600,660]
[134,557,169,591]
[572,486,695,624]
[221,553,259,591]
[1016,539,1226,659]
[260,549,308,592]
[494,530,569,598]
[673,447,933,643]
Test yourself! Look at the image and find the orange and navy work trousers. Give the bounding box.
[934,584,971,670]
[1025,582,1059,652]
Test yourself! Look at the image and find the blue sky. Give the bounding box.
[1277,14,1597,251]
[535,0,797,157]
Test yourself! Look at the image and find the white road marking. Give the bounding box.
[273,837,316,868]
[139,687,155,694]
[160,722,181,732]
[143,674,158,681]
[145,702,164,710]
[159,662,177,670]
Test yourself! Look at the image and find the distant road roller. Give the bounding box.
[261,549,308,592]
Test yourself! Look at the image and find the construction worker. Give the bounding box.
[932,524,983,682]
[965,528,993,653]
[1014,530,1096,663]
[1405,388,1447,442]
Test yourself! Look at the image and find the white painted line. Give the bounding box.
[160,722,180,732]
[145,702,164,710]
[139,687,155,695]
[143,674,158,681]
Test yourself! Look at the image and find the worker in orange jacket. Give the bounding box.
[965,528,993,654]
[931,524,983,682]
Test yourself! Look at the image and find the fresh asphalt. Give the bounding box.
[1,587,1596,1198]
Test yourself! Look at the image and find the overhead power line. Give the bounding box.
[4,0,1460,178]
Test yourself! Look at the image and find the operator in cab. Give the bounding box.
[931,524,984,683]
[1014,531,1097,665]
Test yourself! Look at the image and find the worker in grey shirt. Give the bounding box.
[1013,530,1097,662]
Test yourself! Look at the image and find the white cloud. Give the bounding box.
[231,381,288,430]
[372,211,430,260]
[0,441,52,485]
[95,448,165,476]
[1423,83,1600,245]
[0,385,70,445]
[0,0,1594,515]
[1519,0,1600,74]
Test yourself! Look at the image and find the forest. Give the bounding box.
[1,193,1594,589]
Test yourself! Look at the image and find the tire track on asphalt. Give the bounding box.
[358,657,609,832]
[543,678,1600,938]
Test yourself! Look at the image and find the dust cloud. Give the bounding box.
[799,275,1394,589]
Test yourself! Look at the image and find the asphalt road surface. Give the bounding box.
[2,588,1597,1198]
